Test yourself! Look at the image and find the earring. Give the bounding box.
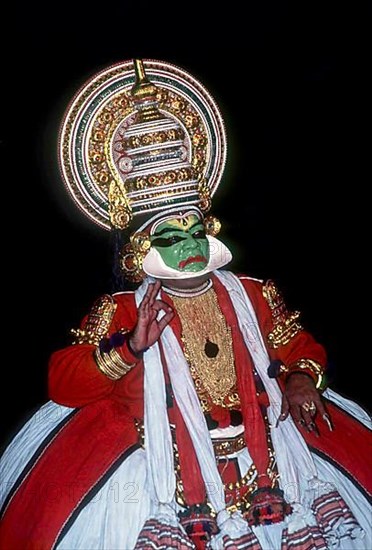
[204,215,221,236]
[120,231,151,283]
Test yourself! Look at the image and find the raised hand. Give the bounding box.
[128,281,174,355]
[278,373,332,435]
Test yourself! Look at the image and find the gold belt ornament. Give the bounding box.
[212,433,246,457]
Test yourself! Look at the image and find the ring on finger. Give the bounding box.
[309,401,316,413]
[302,401,311,412]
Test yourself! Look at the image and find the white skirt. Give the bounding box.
[1,389,371,550]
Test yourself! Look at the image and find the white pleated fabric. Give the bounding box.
[0,402,74,510]
[1,401,369,549]
[136,277,252,545]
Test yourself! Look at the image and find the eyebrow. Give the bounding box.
[153,220,202,237]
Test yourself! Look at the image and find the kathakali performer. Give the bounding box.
[0,59,370,550]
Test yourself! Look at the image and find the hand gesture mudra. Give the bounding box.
[279,373,332,435]
[129,281,174,355]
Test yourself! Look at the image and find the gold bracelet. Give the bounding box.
[109,348,136,373]
[288,358,325,389]
[94,347,135,380]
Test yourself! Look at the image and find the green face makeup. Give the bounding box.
[151,214,210,272]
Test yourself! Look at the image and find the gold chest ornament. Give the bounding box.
[171,288,239,409]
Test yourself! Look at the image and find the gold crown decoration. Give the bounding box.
[59,59,227,231]
[119,231,152,284]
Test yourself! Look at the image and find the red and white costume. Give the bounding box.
[0,272,370,549]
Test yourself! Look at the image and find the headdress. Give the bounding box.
[59,59,229,280]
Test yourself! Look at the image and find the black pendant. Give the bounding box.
[205,339,219,358]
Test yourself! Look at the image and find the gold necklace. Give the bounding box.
[163,279,212,297]
[172,288,237,406]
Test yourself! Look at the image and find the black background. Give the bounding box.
[1,1,369,447]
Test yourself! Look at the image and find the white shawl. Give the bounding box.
[136,271,322,544]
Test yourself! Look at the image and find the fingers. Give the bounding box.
[312,394,326,418]
[322,413,333,431]
[281,389,332,435]
[138,292,150,317]
[276,395,290,426]
[151,299,172,312]
[298,399,325,436]
[147,281,161,305]
[290,404,303,426]
[138,281,162,317]
[146,298,173,328]
[312,396,333,431]
[141,281,161,304]
[300,400,317,418]
[151,300,174,329]
[299,407,317,434]
[149,308,158,323]
[157,310,175,333]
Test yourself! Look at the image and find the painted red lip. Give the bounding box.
[178,255,207,269]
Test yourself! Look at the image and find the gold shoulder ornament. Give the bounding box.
[71,294,117,346]
[262,280,303,349]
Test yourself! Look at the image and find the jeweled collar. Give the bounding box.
[162,278,212,298]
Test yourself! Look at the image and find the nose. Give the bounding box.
[182,234,198,251]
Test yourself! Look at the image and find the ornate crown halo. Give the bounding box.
[59,59,227,231]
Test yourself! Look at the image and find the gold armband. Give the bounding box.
[94,346,136,380]
[71,294,117,346]
[262,280,303,349]
[287,358,325,389]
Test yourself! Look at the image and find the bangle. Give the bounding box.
[287,358,325,389]
[94,346,135,380]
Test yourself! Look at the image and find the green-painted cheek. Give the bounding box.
[154,239,210,272]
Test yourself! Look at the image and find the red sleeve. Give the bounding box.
[48,292,139,407]
[238,276,327,379]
